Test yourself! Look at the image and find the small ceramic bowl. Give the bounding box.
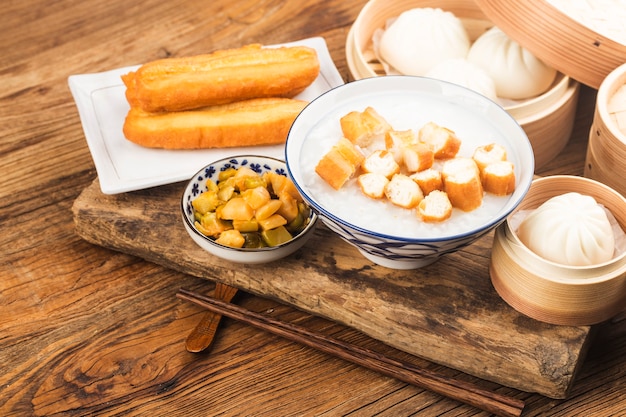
[181,155,317,264]
[490,175,626,326]
[346,0,579,170]
[285,76,534,269]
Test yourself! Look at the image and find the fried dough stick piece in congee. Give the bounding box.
[122,44,320,112]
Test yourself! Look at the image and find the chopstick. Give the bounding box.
[177,288,525,417]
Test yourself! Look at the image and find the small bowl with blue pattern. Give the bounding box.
[181,155,317,264]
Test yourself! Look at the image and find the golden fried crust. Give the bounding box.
[122,45,320,112]
[122,98,308,149]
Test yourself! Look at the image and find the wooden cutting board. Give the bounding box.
[72,178,593,399]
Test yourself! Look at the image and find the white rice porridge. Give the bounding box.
[298,92,518,239]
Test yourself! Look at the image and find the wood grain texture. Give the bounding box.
[176,288,526,417]
[185,283,238,352]
[72,176,591,399]
[2,0,625,415]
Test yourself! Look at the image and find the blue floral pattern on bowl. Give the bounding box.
[184,156,290,217]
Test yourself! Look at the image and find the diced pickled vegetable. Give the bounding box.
[233,219,259,232]
[196,212,231,237]
[281,178,303,202]
[265,172,287,196]
[261,225,293,247]
[205,179,219,192]
[255,199,283,221]
[192,190,221,215]
[287,203,311,233]
[218,176,235,189]
[286,212,304,232]
[219,197,254,221]
[298,202,311,217]
[242,232,267,248]
[218,168,237,182]
[234,166,258,179]
[242,186,271,210]
[230,167,262,191]
[216,229,245,248]
[265,172,303,202]
[191,166,310,249]
[194,222,212,237]
[258,213,287,231]
[241,176,267,191]
[276,192,299,223]
[217,184,235,202]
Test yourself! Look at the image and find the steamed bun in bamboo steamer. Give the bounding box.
[516,192,615,266]
[468,27,556,100]
[490,175,626,326]
[378,8,470,76]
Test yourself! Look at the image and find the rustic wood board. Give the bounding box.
[72,178,594,399]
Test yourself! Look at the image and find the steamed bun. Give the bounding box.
[425,58,498,102]
[517,192,615,266]
[467,27,556,100]
[379,8,470,76]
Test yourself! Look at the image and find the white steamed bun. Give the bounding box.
[517,192,615,266]
[425,58,498,102]
[379,8,470,76]
[467,27,556,100]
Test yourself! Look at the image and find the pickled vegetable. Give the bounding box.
[242,232,266,248]
[192,186,221,215]
[258,213,287,231]
[242,186,271,210]
[255,199,282,221]
[233,219,259,233]
[192,167,311,249]
[276,192,298,223]
[219,197,254,221]
[261,226,293,247]
[216,229,245,248]
[196,212,231,237]
[286,203,311,234]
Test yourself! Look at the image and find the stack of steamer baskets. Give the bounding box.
[346,0,626,326]
[585,62,626,198]
[347,0,626,171]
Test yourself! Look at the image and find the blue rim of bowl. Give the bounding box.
[181,155,318,252]
[285,75,535,243]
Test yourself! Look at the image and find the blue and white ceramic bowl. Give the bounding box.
[285,76,534,269]
[181,155,317,264]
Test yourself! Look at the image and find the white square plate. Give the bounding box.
[68,37,344,194]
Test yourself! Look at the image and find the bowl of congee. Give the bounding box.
[284,76,534,269]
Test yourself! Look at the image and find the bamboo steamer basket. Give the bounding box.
[490,175,626,326]
[474,0,626,89]
[585,63,626,197]
[346,0,579,170]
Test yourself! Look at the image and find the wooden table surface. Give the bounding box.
[2,0,625,416]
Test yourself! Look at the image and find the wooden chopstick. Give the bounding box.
[177,288,525,417]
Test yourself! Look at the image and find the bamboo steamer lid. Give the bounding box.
[474,0,626,89]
